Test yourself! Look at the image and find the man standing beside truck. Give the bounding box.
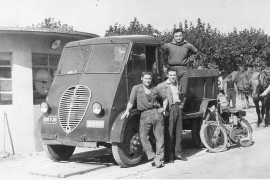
[162,29,198,97]
[121,71,168,168]
[157,67,187,163]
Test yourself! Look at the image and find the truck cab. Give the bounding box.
[40,35,164,167]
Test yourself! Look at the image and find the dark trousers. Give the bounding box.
[172,66,188,96]
[139,109,164,162]
[227,90,236,107]
[165,104,183,160]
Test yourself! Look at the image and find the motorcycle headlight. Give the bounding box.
[40,102,51,114]
[93,102,103,115]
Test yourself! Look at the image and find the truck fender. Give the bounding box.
[110,109,141,143]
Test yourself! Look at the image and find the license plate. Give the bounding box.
[43,116,57,124]
[86,120,104,128]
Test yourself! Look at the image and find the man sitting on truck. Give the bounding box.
[157,67,187,163]
[121,71,168,168]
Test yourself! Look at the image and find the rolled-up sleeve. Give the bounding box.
[129,86,137,105]
[156,87,166,101]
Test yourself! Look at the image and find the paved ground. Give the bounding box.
[0,96,269,179]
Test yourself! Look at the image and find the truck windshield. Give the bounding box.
[59,45,92,75]
[85,44,128,73]
[59,43,128,75]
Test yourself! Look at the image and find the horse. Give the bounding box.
[249,71,270,127]
[234,70,253,109]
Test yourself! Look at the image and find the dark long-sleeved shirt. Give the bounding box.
[162,40,198,66]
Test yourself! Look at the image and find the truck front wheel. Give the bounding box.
[43,144,75,161]
[112,119,145,167]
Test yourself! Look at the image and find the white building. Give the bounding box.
[0,27,98,154]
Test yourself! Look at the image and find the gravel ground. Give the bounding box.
[0,95,267,179]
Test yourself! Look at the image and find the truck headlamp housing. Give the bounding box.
[40,102,51,114]
[93,102,104,115]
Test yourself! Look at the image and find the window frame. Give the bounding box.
[32,53,61,105]
[0,52,13,105]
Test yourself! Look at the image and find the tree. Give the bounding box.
[32,17,74,31]
[105,18,270,73]
[105,18,160,36]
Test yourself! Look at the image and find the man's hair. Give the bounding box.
[141,71,152,78]
[173,29,183,35]
[167,67,178,74]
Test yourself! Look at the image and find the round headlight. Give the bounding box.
[93,102,102,115]
[40,102,50,113]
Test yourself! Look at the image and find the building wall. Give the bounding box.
[0,32,85,154]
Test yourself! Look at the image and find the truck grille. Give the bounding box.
[58,85,91,133]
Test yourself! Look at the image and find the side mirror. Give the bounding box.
[132,53,146,60]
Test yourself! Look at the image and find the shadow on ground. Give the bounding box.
[68,131,204,166]
[70,148,116,166]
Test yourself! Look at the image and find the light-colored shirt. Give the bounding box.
[166,79,181,104]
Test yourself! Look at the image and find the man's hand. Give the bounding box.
[158,107,166,114]
[121,111,129,120]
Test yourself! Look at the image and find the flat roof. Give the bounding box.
[0,27,99,39]
[66,35,161,47]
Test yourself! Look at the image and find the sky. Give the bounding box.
[0,0,269,37]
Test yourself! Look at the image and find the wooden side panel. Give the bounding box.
[183,69,219,113]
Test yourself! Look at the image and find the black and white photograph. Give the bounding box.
[0,0,270,179]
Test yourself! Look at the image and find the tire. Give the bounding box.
[191,118,203,148]
[43,144,75,161]
[200,121,228,153]
[238,118,253,147]
[112,119,144,167]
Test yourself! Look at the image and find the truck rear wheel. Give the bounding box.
[43,144,75,161]
[112,119,144,167]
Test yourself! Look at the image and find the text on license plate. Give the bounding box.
[87,120,104,128]
[43,116,57,124]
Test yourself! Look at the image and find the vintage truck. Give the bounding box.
[40,35,219,167]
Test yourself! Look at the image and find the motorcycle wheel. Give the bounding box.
[238,118,253,147]
[200,121,228,153]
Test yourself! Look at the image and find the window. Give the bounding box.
[59,44,127,75]
[127,45,146,74]
[0,52,12,105]
[85,44,127,73]
[127,45,157,75]
[32,54,60,105]
[58,46,91,75]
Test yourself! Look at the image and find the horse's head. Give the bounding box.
[250,72,264,99]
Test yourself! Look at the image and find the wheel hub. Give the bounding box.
[130,134,143,154]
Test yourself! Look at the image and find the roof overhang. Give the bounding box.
[0,27,99,39]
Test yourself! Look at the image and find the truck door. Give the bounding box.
[126,44,160,98]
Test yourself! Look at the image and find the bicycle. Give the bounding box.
[200,105,253,153]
